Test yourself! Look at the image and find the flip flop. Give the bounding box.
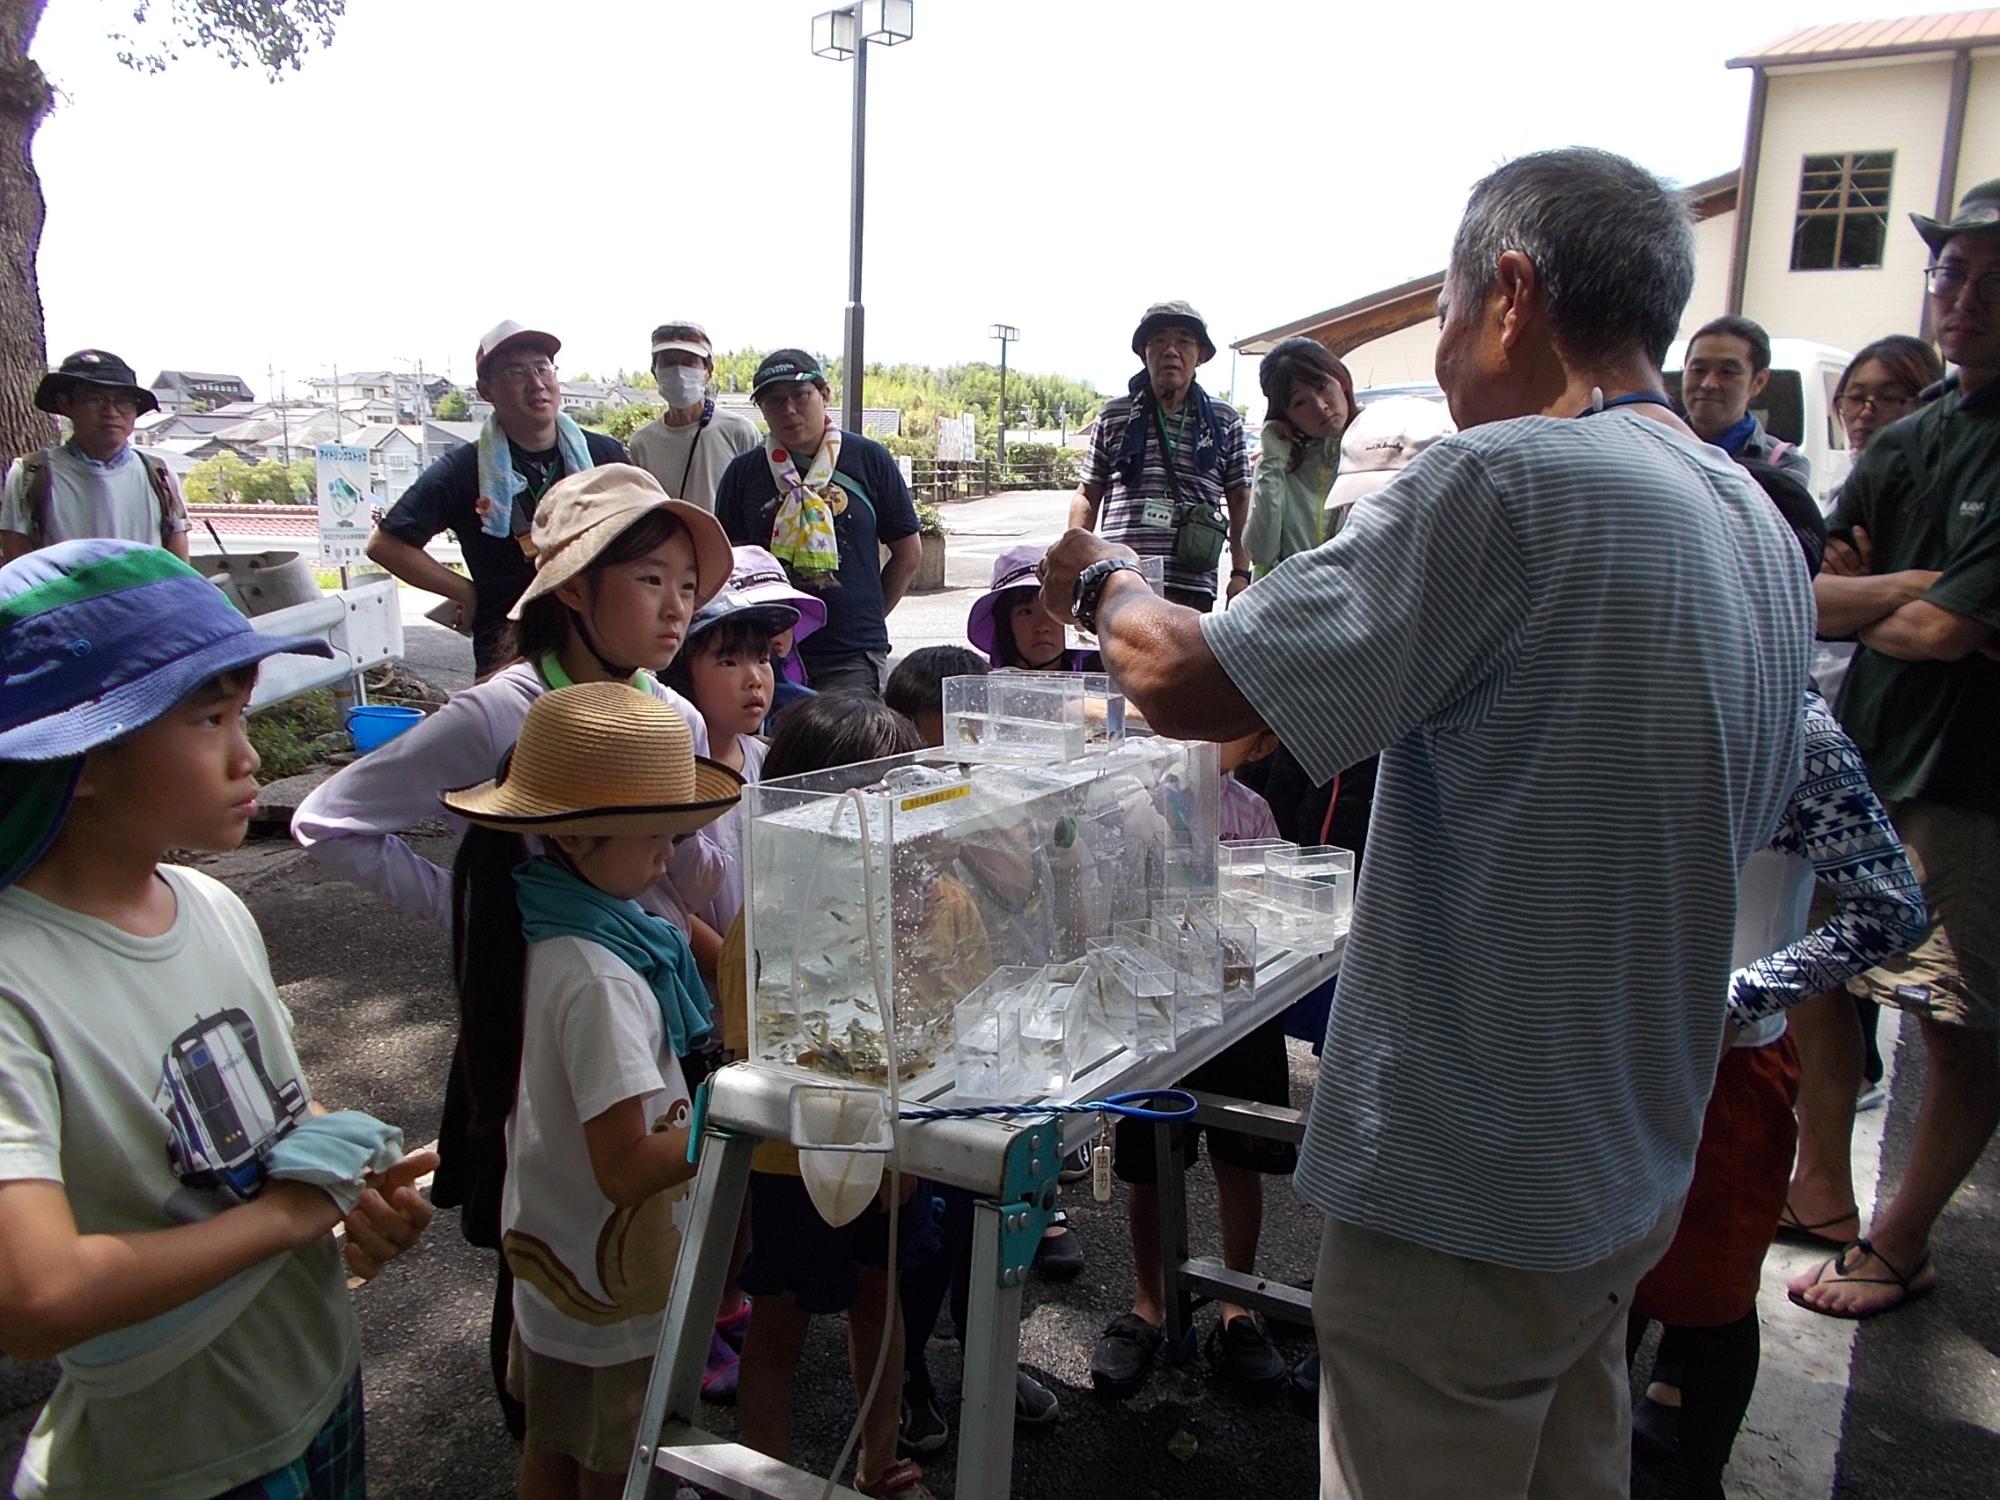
[1787,1238,1937,1321]
[1773,1199,1859,1250]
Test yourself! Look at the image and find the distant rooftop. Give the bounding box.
[1730,8,2000,67]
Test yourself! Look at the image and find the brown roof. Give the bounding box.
[1729,8,2000,67]
[1233,171,1739,357]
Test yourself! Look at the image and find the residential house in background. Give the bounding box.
[149,370,256,413]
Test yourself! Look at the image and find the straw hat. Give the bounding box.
[508,464,734,620]
[441,682,742,836]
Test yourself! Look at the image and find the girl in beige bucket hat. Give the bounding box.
[442,681,741,1489]
[289,461,742,1438]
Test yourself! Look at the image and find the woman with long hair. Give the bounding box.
[1245,337,1356,575]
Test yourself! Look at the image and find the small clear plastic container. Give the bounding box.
[1224,869,1344,954]
[1115,918,1224,1037]
[1155,896,1259,1008]
[1014,961,1092,1095]
[1266,844,1355,933]
[941,672,1125,763]
[1219,839,1296,897]
[1085,940,1180,1056]
[952,966,1038,1100]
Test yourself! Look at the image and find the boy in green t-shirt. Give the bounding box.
[0,540,435,1498]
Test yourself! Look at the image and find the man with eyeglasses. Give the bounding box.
[1680,314,1813,487]
[368,320,627,677]
[627,322,760,512]
[713,349,920,695]
[1,349,188,562]
[1785,178,2000,1322]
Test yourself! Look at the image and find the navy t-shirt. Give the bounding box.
[713,432,919,661]
[378,430,627,661]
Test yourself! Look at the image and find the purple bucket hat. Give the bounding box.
[965,543,1049,665]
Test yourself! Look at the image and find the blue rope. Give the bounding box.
[898,1088,1196,1124]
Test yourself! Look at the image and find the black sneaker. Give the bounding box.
[1090,1312,1163,1395]
[1034,1213,1084,1281]
[1059,1146,1092,1183]
[1208,1313,1285,1392]
[1287,1350,1319,1410]
[1014,1369,1060,1427]
[1631,1395,1681,1464]
[899,1389,949,1455]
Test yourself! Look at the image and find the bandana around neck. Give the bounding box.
[765,418,844,579]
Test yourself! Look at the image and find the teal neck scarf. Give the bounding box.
[513,855,712,1056]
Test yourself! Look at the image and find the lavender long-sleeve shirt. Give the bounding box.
[293,662,726,933]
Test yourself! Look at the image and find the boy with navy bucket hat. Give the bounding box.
[0,540,435,1498]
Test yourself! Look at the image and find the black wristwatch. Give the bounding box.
[1072,557,1143,635]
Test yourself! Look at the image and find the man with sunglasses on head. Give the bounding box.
[367,320,627,678]
[628,321,760,512]
[1786,178,2000,1322]
[1,349,188,562]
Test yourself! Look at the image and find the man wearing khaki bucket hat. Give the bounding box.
[442,682,741,1491]
[293,463,740,1438]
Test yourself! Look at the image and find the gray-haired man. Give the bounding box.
[1039,148,1814,1496]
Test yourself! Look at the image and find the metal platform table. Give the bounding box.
[624,936,1342,1500]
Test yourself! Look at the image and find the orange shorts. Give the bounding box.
[1632,1034,1800,1328]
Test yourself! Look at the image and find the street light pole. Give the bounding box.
[815,1,913,437]
[989,323,1019,469]
[843,34,867,436]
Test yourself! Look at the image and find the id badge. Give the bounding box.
[1139,499,1173,530]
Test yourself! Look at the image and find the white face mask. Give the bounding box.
[656,364,708,409]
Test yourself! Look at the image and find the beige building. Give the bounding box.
[1239,8,2000,383]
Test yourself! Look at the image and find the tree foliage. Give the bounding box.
[587,402,664,443]
[702,349,1101,460]
[183,451,313,505]
[2,2,348,466]
[433,387,470,420]
[112,0,346,78]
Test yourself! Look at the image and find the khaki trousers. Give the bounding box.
[1314,1208,1678,1500]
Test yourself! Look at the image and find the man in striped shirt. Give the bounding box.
[1068,302,1253,611]
[1039,148,1814,1497]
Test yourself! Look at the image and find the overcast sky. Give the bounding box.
[32,0,1852,402]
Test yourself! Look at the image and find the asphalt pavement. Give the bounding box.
[3,490,1995,1498]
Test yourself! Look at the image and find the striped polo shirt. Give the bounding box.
[1204,412,1814,1271]
[1081,390,1249,599]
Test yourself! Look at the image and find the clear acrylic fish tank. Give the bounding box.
[941,671,1125,762]
[745,734,1220,1087]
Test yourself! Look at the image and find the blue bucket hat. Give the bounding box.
[0,541,333,888]
[686,587,802,648]
[0,540,333,761]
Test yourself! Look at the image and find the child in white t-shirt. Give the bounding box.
[442,681,742,1496]
[0,541,433,1499]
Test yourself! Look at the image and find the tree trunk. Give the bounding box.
[0,0,56,468]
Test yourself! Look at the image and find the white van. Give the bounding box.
[1662,337,1854,510]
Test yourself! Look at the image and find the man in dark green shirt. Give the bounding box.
[1786,179,2000,1320]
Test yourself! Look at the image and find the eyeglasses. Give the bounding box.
[1926,263,2000,302]
[1837,388,1917,416]
[71,390,139,414]
[493,359,558,386]
[757,385,820,411]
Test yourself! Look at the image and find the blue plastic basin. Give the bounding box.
[346,704,424,753]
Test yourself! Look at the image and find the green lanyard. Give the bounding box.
[537,652,654,694]
[1152,399,1194,464]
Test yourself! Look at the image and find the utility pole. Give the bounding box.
[270,362,291,467]
[330,363,344,439]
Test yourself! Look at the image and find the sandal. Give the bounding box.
[858,1458,937,1499]
[1774,1199,1859,1250]
[1787,1238,1937,1321]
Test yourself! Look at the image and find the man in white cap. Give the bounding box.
[366,320,627,677]
[628,321,761,512]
